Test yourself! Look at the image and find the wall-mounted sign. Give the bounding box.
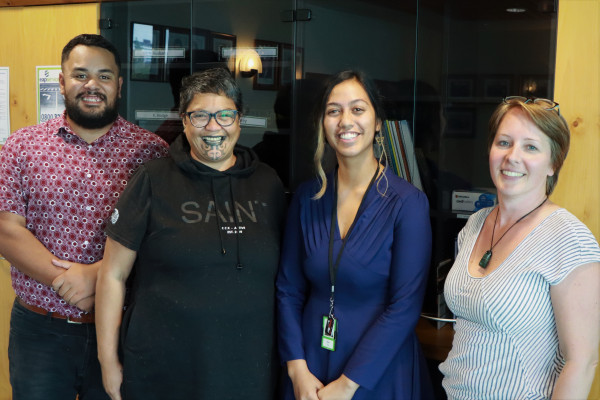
[36,66,64,124]
[135,110,180,120]
[240,115,267,128]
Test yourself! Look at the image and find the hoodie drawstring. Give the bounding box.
[211,176,243,270]
[211,178,227,256]
[229,176,243,270]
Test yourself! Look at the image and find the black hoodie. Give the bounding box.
[106,134,286,399]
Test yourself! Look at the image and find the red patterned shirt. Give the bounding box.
[0,113,169,317]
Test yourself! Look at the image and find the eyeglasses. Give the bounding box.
[503,96,560,115]
[184,109,239,128]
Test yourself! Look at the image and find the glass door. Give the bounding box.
[100,0,296,185]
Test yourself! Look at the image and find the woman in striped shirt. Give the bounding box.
[439,96,600,399]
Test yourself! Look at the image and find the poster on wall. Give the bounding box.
[0,67,10,144]
[36,66,64,124]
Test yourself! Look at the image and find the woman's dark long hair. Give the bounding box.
[313,70,386,199]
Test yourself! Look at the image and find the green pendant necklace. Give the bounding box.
[479,197,547,269]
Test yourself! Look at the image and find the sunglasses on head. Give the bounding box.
[503,96,560,115]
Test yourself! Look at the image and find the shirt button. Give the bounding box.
[85,206,92,211]
[83,241,89,246]
[86,173,92,178]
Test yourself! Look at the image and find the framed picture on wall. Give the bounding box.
[279,43,302,88]
[447,75,475,100]
[211,32,236,77]
[482,75,513,101]
[165,27,189,60]
[445,107,475,138]
[254,39,279,91]
[131,22,164,81]
[192,28,209,51]
[164,26,189,82]
[279,43,293,88]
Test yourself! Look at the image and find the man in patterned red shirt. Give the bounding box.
[0,34,169,399]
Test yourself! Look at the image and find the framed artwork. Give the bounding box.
[165,27,189,60]
[211,32,236,76]
[279,43,302,88]
[163,27,189,82]
[445,107,475,138]
[192,28,209,51]
[131,22,164,81]
[254,39,280,90]
[279,43,293,87]
[447,75,475,100]
[482,75,513,100]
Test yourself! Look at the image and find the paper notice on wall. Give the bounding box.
[0,67,10,144]
[36,66,64,124]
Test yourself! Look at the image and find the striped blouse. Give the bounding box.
[440,208,600,399]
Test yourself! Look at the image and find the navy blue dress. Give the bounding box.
[276,169,433,399]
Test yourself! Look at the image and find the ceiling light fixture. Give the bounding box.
[506,7,527,13]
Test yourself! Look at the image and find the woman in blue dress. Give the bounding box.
[276,70,433,400]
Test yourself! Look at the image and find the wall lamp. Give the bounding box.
[237,49,262,77]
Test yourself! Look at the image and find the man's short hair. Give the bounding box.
[61,34,121,73]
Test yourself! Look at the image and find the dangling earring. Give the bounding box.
[375,130,388,166]
[374,129,389,196]
[374,130,383,158]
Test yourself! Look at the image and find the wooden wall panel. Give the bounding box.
[552,0,600,240]
[552,1,600,398]
[0,4,98,399]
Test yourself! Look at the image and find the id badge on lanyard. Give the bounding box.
[321,314,338,351]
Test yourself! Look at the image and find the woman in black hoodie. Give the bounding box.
[95,68,287,400]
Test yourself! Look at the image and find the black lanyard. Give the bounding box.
[327,164,379,317]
